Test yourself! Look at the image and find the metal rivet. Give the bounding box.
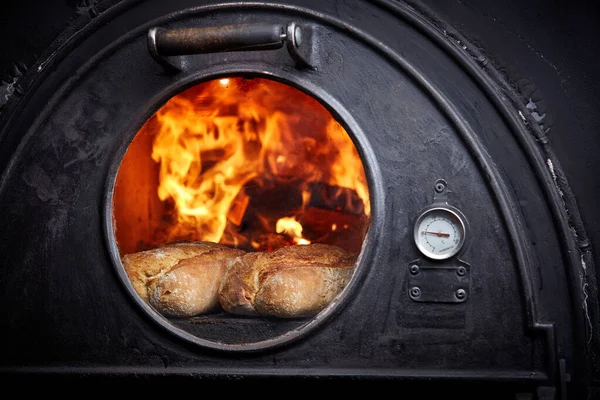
[435,182,446,193]
[455,289,466,300]
[410,265,419,275]
[410,287,421,298]
[457,266,466,276]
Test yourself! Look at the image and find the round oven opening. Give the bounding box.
[111,76,371,349]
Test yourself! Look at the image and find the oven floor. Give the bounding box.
[169,312,309,345]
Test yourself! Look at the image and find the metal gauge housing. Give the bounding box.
[413,206,467,260]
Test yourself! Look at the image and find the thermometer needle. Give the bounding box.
[425,231,450,238]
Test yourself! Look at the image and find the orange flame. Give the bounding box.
[123,77,369,252]
[276,216,311,245]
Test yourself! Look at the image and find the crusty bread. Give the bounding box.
[219,244,357,318]
[218,252,262,316]
[124,242,357,319]
[148,247,245,317]
[122,241,242,302]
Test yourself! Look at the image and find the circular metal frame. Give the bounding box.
[103,68,384,352]
[413,205,467,260]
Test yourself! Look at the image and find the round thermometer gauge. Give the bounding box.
[413,206,467,260]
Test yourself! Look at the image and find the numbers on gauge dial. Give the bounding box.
[414,208,466,259]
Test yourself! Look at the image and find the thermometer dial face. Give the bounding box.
[413,207,466,260]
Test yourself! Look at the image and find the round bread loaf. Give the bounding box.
[219,243,357,318]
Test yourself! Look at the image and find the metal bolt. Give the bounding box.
[294,26,302,47]
[410,265,420,275]
[455,289,466,300]
[435,182,446,193]
[410,287,421,298]
[457,266,466,276]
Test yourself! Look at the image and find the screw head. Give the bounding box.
[455,289,467,300]
[410,287,421,298]
[457,266,466,276]
[410,265,420,275]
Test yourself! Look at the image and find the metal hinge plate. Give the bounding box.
[407,260,471,303]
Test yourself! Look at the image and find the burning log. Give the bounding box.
[227,190,249,226]
[305,181,366,216]
[128,179,369,254]
[114,77,371,256]
[223,180,369,253]
[299,207,369,254]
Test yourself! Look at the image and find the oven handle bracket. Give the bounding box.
[148,22,315,73]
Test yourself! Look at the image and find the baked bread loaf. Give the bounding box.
[219,243,357,318]
[218,252,262,316]
[122,241,244,316]
[123,242,356,319]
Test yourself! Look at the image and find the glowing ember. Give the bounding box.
[113,77,370,254]
[276,217,310,245]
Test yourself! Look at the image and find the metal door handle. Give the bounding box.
[148,22,314,73]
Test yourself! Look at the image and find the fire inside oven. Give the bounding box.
[112,77,370,329]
